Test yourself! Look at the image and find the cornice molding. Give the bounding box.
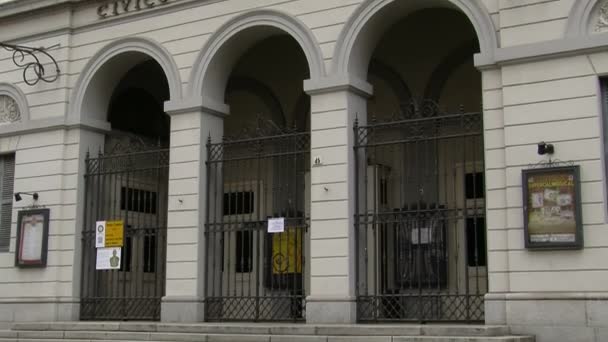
[476,33,608,69]
[304,75,373,98]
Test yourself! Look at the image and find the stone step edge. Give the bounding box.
[6,329,517,338]
[0,335,536,342]
[10,324,511,337]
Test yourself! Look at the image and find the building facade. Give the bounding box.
[0,0,607,341]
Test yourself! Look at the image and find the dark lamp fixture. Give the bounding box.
[14,192,39,202]
[537,141,554,156]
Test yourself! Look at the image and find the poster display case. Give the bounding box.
[522,166,583,249]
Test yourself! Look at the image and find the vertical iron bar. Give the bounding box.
[353,118,360,320]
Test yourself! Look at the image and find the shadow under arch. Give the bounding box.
[69,36,182,124]
[187,9,325,110]
[369,59,413,110]
[226,76,286,127]
[332,0,498,80]
[423,40,479,103]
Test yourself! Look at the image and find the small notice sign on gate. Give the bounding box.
[95,220,124,270]
[268,217,285,233]
[105,220,124,247]
[96,247,122,270]
[95,220,124,248]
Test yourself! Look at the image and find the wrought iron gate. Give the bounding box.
[80,149,169,320]
[354,101,487,322]
[205,121,309,321]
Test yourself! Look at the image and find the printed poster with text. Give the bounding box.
[526,170,577,243]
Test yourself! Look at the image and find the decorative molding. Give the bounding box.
[303,74,373,98]
[566,0,598,38]
[0,116,111,139]
[0,82,29,124]
[164,95,229,117]
[476,33,608,69]
[188,9,326,103]
[69,36,182,122]
[0,95,20,124]
[104,131,161,154]
[597,0,608,32]
[332,0,497,78]
[222,115,300,141]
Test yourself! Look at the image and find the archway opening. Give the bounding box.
[105,59,170,152]
[355,7,486,323]
[205,33,311,322]
[80,55,170,321]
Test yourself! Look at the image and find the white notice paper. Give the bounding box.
[411,227,430,245]
[95,221,106,248]
[96,247,121,270]
[20,214,44,261]
[268,217,285,233]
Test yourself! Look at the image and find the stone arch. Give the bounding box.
[0,82,29,123]
[566,0,602,37]
[69,36,182,123]
[332,0,498,79]
[188,9,325,108]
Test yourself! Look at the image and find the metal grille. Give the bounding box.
[205,120,309,321]
[80,149,169,321]
[354,101,487,322]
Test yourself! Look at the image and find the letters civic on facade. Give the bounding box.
[97,0,170,19]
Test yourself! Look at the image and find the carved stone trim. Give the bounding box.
[104,131,161,155]
[0,95,21,124]
[596,0,608,32]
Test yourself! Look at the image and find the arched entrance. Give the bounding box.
[77,49,173,321]
[198,18,317,321]
[352,4,487,322]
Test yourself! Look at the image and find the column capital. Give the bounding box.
[164,95,229,117]
[304,74,373,98]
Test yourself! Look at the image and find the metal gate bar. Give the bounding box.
[80,149,169,321]
[205,122,309,322]
[354,102,487,323]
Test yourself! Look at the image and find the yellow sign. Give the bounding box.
[272,227,302,274]
[104,220,124,247]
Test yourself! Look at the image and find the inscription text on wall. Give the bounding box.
[98,0,170,19]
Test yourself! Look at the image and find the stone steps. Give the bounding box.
[0,322,535,342]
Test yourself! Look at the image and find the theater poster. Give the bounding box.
[522,166,583,249]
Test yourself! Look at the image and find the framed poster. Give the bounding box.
[15,208,50,267]
[522,166,583,249]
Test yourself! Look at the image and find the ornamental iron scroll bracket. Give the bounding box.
[0,42,60,86]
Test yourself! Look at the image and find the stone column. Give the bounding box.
[161,99,226,322]
[479,68,510,325]
[303,77,372,324]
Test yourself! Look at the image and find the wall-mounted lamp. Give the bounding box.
[14,192,39,202]
[537,141,554,156]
